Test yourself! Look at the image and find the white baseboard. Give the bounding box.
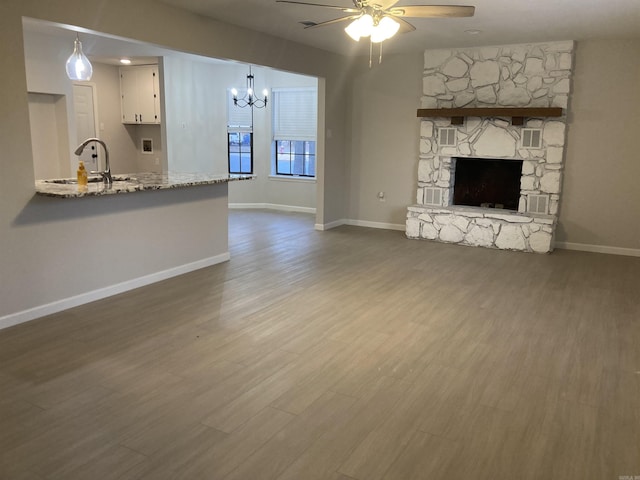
[0,253,230,331]
[345,219,406,231]
[315,219,347,231]
[315,218,405,232]
[554,241,640,257]
[229,203,316,214]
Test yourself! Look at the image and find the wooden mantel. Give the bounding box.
[416,107,563,126]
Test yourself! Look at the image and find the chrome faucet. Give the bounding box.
[74,138,113,185]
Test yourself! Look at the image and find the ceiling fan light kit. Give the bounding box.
[344,13,400,42]
[277,0,475,66]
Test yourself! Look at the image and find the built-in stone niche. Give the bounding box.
[406,41,574,253]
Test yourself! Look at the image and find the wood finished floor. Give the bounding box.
[1,209,639,480]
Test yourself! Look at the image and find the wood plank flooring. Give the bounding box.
[1,209,639,479]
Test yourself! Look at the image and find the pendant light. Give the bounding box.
[65,33,93,81]
[231,66,268,109]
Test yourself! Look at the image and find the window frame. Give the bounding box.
[227,87,254,175]
[274,139,316,178]
[227,131,254,175]
[271,87,317,179]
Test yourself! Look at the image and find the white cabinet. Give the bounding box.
[120,65,161,124]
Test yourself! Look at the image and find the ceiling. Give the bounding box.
[22,17,233,67]
[157,0,640,56]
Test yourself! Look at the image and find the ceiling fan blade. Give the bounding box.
[276,0,359,12]
[303,15,359,29]
[388,14,416,33]
[388,5,475,18]
[370,0,401,9]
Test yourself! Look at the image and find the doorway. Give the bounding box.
[72,83,100,171]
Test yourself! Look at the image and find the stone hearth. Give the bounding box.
[406,41,574,253]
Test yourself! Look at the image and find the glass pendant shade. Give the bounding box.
[65,35,93,81]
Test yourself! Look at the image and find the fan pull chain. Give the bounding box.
[367,38,385,68]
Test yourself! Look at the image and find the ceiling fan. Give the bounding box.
[277,1,474,41]
[277,1,474,65]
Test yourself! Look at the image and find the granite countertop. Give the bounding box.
[35,172,255,198]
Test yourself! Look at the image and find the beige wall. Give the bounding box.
[557,39,640,250]
[347,52,424,227]
[0,0,350,324]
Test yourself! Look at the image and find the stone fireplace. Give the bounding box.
[406,41,575,253]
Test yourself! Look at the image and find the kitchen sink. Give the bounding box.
[42,175,136,184]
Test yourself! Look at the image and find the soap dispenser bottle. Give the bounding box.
[77,160,88,189]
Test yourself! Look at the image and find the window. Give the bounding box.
[272,88,317,178]
[276,140,316,177]
[227,88,253,174]
[228,132,253,174]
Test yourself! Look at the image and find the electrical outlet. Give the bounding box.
[377,191,386,202]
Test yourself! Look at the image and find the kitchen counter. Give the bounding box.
[35,172,255,198]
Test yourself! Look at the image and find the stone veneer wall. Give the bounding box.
[406,41,575,253]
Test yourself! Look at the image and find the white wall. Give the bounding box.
[25,27,317,207]
[28,92,70,179]
[22,29,78,176]
[163,57,317,210]
[23,30,147,176]
[163,56,230,174]
[90,62,142,174]
[134,124,163,173]
[229,67,318,210]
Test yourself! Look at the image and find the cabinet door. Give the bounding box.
[152,66,161,124]
[120,68,139,124]
[137,66,157,124]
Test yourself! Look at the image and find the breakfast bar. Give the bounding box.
[35,172,255,198]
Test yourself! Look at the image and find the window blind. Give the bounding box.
[227,89,253,132]
[272,88,317,141]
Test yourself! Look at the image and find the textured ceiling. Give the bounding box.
[157,0,640,55]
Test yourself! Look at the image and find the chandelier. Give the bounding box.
[231,66,268,109]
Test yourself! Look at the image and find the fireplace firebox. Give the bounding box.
[453,157,523,211]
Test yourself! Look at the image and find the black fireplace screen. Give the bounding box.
[453,157,523,211]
